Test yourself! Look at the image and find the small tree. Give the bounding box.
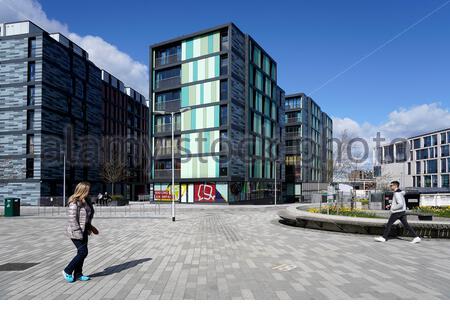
[101,152,128,194]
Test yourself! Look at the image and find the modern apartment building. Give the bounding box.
[149,23,285,203]
[374,127,450,191]
[284,93,333,201]
[0,21,149,204]
[101,71,149,200]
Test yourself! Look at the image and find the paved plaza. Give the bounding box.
[0,204,450,299]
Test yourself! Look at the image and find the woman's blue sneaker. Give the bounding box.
[76,275,91,281]
[62,271,74,283]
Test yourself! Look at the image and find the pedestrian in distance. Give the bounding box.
[375,181,421,244]
[97,192,103,206]
[62,181,99,283]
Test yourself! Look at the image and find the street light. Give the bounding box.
[61,150,66,207]
[153,106,194,222]
[273,159,281,205]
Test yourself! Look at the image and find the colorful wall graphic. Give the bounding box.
[153,184,187,202]
[192,183,228,203]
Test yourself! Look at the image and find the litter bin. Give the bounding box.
[4,198,20,216]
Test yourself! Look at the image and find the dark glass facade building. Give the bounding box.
[284,93,333,202]
[0,21,149,204]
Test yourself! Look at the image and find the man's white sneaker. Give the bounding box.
[411,237,421,244]
[374,236,386,242]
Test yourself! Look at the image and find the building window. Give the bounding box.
[220,55,228,76]
[441,133,447,144]
[219,156,228,176]
[416,161,421,174]
[442,159,447,173]
[408,162,411,175]
[27,110,35,130]
[26,134,34,155]
[28,37,36,58]
[427,159,437,174]
[220,131,228,152]
[26,158,34,178]
[413,138,421,149]
[441,145,449,157]
[220,80,228,101]
[443,175,450,188]
[432,175,438,188]
[220,31,229,51]
[220,105,227,126]
[28,62,35,81]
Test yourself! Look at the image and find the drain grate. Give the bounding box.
[272,264,297,272]
[0,263,40,271]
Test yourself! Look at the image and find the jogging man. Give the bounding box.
[375,181,421,243]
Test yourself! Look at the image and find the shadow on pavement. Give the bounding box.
[89,258,152,278]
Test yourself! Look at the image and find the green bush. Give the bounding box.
[413,206,450,218]
[306,206,382,219]
[111,194,125,201]
[359,199,369,205]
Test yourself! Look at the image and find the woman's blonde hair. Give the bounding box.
[68,182,91,204]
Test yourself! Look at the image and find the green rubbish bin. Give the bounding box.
[4,198,20,217]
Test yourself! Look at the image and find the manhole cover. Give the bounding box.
[272,264,297,271]
[0,263,40,271]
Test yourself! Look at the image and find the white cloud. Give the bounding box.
[332,102,450,168]
[0,0,148,96]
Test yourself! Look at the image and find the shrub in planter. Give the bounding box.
[109,195,128,206]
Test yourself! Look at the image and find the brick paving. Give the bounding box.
[0,204,449,299]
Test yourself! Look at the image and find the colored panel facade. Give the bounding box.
[150,23,285,203]
[181,80,220,107]
[181,33,220,61]
[181,55,220,84]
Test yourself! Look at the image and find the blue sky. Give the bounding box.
[38,0,450,123]
[2,0,450,139]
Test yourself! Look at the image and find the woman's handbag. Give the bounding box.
[90,225,99,235]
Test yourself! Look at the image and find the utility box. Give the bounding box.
[4,198,20,216]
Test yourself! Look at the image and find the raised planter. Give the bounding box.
[278,206,450,239]
[109,199,129,206]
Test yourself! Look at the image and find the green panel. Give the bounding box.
[181,80,220,107]
[181,156,219,178]
[181,32,220,61]
[181,55,220,84]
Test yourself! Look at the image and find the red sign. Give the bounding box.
[194,183,216,202]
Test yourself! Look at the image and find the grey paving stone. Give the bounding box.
[0,204,450,299]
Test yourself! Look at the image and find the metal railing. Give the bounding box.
[154,169,180,179]
[285,146,301,154]
[155,76,181,89]
[155,99,181,111]
[154,146,180,157]
[286,117,302,124]
[285,132,302,140]
[154,122,181,133]
[155,53,181,67]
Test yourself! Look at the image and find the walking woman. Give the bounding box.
[62,182,94,283]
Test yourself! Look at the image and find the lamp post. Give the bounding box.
[273,159,280,205]
[154,106,194,222]
[61,150,66,207]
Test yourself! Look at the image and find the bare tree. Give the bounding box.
[101,152,128,195]
[332,130,365,182]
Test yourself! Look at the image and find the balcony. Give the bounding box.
[154,146,181,157]
[286,117,302,125]
[285,146,301,154]
[154,169,180,179]
[155,76,181,90]
[285,132,301,140]
[155,99,181,112]
[154,122,181,134]
[155,53,181,67]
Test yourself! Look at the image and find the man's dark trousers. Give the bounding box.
[383,211,418,239]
